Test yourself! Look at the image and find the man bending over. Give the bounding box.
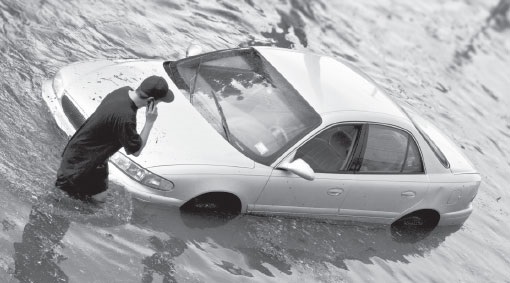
[55,76,174,201]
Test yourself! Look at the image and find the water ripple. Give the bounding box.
[0,0,509,282]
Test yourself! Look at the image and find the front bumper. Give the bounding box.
[42,79,185,207]
[437,204,473,226]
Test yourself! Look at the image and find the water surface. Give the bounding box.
[0,0,509,282]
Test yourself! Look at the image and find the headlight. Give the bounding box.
[52,70,65,96]
[110,152,174,191]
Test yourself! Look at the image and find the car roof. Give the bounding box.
[254,46,409,122]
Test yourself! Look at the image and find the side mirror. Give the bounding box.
[277,159,315,181]
[185,44,203,57]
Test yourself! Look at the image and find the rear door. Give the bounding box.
[339,124,429,222]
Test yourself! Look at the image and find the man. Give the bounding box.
[55,75,174,201]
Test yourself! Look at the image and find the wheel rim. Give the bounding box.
[402,216,424,226]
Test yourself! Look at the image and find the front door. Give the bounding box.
[253,124,362,216]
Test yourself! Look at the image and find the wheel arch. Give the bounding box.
[391,208,440,228]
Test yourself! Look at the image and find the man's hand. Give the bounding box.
[133,100,158,157]
[146,99,158,123]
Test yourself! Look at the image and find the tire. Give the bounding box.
[390,210,439,243]
[180,193,241,215]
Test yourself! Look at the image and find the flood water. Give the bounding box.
[1,0,509,282]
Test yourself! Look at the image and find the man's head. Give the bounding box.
[136,76,174,103]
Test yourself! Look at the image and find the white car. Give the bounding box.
[42,46,480,230]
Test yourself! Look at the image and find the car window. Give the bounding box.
[295,125,361,173]
[359,125,424,174]
[402,137,424,173]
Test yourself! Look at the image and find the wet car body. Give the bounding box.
[42,46,481,228]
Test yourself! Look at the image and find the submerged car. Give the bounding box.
[42,46,480,229]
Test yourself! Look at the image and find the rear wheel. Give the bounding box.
[391,210,440,242]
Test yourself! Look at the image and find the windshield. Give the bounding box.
[167,48,322,165]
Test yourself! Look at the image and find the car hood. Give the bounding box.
[62,60,255,169]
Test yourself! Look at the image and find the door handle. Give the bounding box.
[401,191,416,198]
[327,188,344,196]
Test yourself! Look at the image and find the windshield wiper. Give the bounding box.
[189,58,202,104]
[210,90,231,142]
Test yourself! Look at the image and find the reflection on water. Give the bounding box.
[132,200,460,281]
[14,207,70,283]
[9,197,462,282]
[10,184,132,282]
[141,236,186,283]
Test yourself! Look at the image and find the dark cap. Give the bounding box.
[136,76,174,103]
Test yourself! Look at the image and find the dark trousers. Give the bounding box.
[56,161,109,199]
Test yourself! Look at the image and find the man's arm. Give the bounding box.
[132,99,158,157]
[132,121,153,157]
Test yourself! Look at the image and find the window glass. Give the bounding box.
[295,125,360,173]
[360,125,407,172]
[403,138,424,173]
[170,49,321,166]
[360,125,423,173]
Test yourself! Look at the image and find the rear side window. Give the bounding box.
[359,125,424,174]
[402,137,424,173]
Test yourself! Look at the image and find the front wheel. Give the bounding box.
[179,193,241,228]
[180,192,241,215]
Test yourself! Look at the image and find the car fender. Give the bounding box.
[392,198,431,223]
[396,173,480,222]
[162,166,272,213]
